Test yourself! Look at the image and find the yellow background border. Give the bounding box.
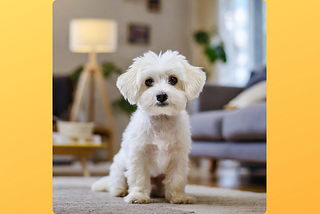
[1,0,320,213]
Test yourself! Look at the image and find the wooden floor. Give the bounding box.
[53,158,266,193]
[188,158,266,193]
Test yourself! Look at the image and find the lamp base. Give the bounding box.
[69,57,117,160]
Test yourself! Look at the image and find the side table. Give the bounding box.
[53,142,107,176]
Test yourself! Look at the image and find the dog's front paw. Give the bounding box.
[169,193,196,204]
[110,187,128,197]
[124,191,150,204]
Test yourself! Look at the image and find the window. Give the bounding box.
[218,0,266,86]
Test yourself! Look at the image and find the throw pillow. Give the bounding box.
[225,80,266,109]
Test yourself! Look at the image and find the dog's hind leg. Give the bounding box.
[109,149,128,197]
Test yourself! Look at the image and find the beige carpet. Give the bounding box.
[53,177,266,214]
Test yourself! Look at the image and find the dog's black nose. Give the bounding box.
[156,92,168,103]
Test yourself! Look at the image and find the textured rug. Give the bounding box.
[53,177,266,214]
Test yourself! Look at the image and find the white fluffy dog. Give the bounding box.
[91,50,206,204]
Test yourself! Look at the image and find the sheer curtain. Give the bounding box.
[218,0,266,87]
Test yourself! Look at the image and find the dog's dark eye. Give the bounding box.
[145,78,153,87]
[169,77,178,85]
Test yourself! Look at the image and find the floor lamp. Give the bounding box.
[69,18,118,160]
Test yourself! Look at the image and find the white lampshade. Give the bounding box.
[69,19,117,53]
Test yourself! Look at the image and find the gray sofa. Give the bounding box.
[190,84,266,163]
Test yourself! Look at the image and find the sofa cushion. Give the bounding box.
[190,141,266,162]
[222,103,266,141]
[190,110,229,141]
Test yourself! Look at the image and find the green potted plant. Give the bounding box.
[194,29,227,76]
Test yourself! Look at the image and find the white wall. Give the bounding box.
[53,0,193,75]
[190,0,219,83]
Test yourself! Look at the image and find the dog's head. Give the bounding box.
[116,50,206,116]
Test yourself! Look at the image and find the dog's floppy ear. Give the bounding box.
[182,61,206,100]
[116,60,141,105]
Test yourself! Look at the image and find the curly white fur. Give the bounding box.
[92,50,206,204]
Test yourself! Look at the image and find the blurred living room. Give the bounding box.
[53,0,266,213]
